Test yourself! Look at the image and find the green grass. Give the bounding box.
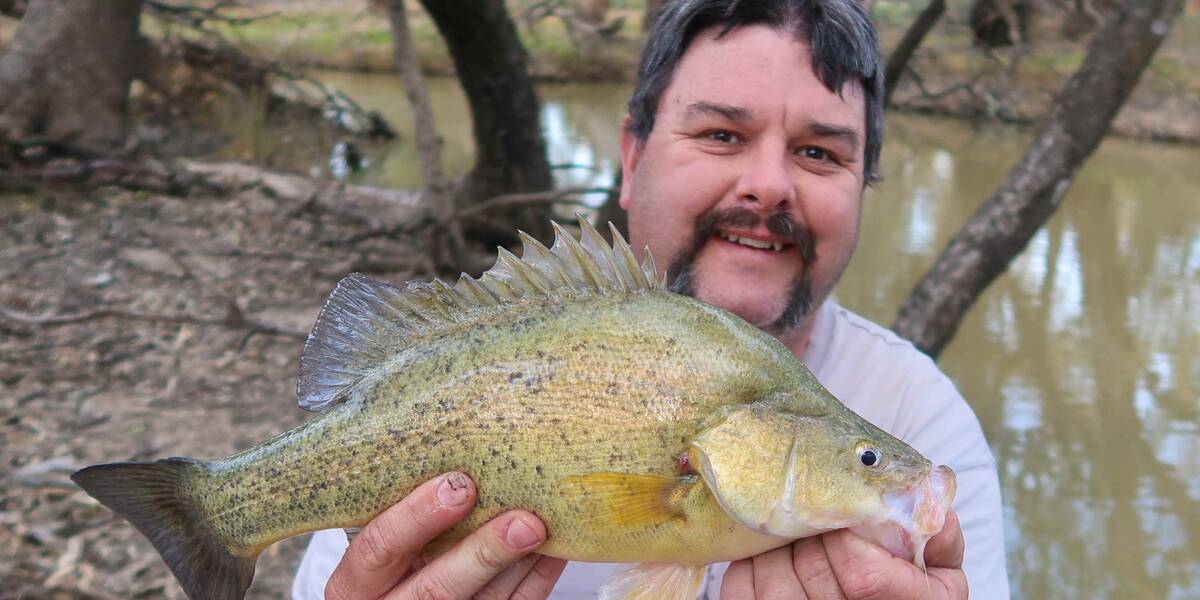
[141,2,1197,89]
[194,2,640,80]
[202,7,403,72]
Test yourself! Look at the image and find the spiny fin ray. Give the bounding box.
[297,218,660,411]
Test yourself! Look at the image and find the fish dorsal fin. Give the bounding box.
[297,218,663,411]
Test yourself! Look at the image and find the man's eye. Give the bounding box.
[705,130,740,144]
[799,146,832,161]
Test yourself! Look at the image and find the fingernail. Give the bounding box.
[437,472,471,508]
[505,516,540,551]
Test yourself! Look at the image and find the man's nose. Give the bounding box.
[734,144,795,212]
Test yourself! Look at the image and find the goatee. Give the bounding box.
[666,206,818,333]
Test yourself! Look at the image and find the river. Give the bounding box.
[260,71,1200,598]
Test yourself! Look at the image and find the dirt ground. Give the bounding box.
[0,178,431,598]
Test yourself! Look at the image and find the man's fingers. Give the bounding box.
[720,559,756,600]
[791,536,846,600]
[390,509,547,600]
[325,472,475,600]
[473,553,566,600]
[751,544,805,600]
[473,553,540,600]
[823,528,966,600]
[507,556,568,600]
[922,510,965,570]
[822,529,903,600]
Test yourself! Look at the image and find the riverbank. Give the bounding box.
[205,1,1200,144]
[0,168,428,598]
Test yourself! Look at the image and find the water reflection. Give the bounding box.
[854,115,1200,598]
[304,71,627,206]
[232,73,1200,598]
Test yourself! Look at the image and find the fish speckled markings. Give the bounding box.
[71,218,957,600]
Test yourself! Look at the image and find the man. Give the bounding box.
[294,0,1009,598]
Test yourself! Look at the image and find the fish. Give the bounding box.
[71,218,957,600]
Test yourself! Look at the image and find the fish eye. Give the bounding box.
[857,447,882,468]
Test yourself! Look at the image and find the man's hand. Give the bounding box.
[720,511,967,600]
[325,472,567,600]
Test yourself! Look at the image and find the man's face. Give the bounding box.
[620,25,867,343]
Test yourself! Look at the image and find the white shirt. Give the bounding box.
[292,300,1010,599]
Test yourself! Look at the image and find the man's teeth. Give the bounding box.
[719,233,783,252]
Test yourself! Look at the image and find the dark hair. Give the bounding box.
[628,0,885,184]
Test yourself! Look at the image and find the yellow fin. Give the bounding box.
[559,473,697,528]
[598,562,706,600]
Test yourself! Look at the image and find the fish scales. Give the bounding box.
[71,220,957,600]
[194,290,798,562]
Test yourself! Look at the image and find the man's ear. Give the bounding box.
[618,115,643,210]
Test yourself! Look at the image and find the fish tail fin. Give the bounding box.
[598,562,706,600]
[72,458,257,600]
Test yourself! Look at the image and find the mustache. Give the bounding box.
[665,206,819,308]
[706,207,816,265]
[666,207,817,288]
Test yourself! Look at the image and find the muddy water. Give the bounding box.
[258,72,1200,598]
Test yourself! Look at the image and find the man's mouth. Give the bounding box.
[716,231,788,252]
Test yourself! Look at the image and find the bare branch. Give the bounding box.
[143,0,276,28]
[455,186,608,220]
[906,66,990,104]
[383,0,465,266]
[893,0,1186,357]
[319,186,608,247]
[884,0,947,106]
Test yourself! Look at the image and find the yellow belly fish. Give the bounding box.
[72,218,956,600]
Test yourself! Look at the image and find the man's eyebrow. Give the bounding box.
[805,121,861,154]
[684,101,753,124]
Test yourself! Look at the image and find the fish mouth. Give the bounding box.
[849,464,957,569]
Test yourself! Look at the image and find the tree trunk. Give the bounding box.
[416,0,554,242]
[383,0,467,270]
[892,0,1185,358]
[0,0,143,153]
[883,0,946,106]
[0,0,25,18]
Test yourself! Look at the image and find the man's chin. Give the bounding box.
[694,288,790,329]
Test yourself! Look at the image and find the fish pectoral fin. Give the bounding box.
[558,472,697,528]
[598,562,706,600]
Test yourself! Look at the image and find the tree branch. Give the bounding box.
[892,0,1187,358]
[143,0,275,27]
[905,64,990,104]
[884,0,947,106]
[383,0,465,267]
[319,186,606,247]
[454,186,605,220]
